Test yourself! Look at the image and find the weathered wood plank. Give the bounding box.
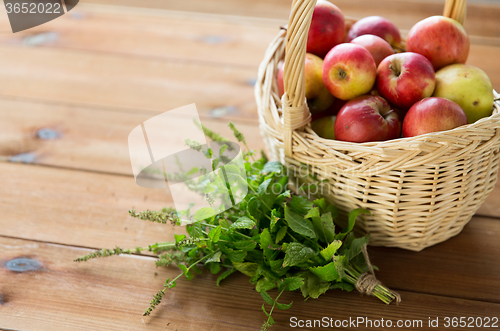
[71,1,500,39]
[1,236,499,331]
[0,43,259,122]
[1,97,498,219]
[0,4,282,68]
[371,216,500,304]
[0,162,499,303]
[0,98,265,176]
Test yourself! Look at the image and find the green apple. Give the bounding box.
[433,64,494,123]
[311,115,336,140]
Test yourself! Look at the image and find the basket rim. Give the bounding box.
[304,91,500,150]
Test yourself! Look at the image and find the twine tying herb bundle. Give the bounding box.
[75,123,400,330]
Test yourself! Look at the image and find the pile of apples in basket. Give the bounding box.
[277,0,495,143]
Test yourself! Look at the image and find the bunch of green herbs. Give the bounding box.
[75,123,399,330]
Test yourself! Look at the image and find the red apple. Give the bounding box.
[307,0,345,58]
[323,43,376,101]
[350,34,395,66]
[406,16,469,70]
[334,95,401,143]
[402,97,468,137]
[277,54,335,113]
[377,52,435,110]
[277,60,285,97]
[346,16,401,48]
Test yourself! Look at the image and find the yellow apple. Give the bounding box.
[433,64,494,123]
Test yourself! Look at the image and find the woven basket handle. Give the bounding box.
[281,0,467,157]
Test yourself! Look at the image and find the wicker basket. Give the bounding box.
[255,0,500,251]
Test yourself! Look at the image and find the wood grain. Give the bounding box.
[0,4,283,68]
[72,0,500,39]
[0,162,174,251]
[0,97,266,175]
[1,236,499,331]
[0,44,259,122]
[0,5,499,120]
[371,216,500,303]
[0,161,499,303]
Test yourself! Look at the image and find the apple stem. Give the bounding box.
[389,63,401,77]
[338,68,347,80]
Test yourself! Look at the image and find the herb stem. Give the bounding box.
[343,266,398,305]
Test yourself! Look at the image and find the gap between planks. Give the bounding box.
[1,235,500,331]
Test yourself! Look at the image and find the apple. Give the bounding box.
[433,64,494,123]
[322,43,377,101]
[377,52,435,110]
[350,34,395,66]
[402,97,468,137]
[307,0,345,58]
[406,16,469,70]
[311,98,347,122]
[277,54,335,113]
[346,16,401,48]
[311,115,336,140]
[334,95,401,143]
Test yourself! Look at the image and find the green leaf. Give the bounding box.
[269,259,288,276]
[189,222,204,239]
[216,268,236,286]
[219,144,228,157]
[194,207,216,221]
[300,272,331,299]
[260,291,274,305]
[208,226,222,243]
[275,190,291,205]
[260,228,277,260]
[261,161,284,174]
[314,212,336,243]
[309,262,341,282]
[233,240,257,251]
[345,235,370,261]
[338,208,371,239]
[174,234,186,245]
[304,207,320,219]
[313,198,327,211]
[289,195,313,215]
[275,226,287,244]
[230,216,255,230]
[284,206,316,239]
[219,218,231,230]
[232,262,259,277]
[228,250,247,263]
[178,264,194,281]
[205,251,222,263]
[275,300,293,310]
[247,196,262,221]
[259,228,272,250]
[257,178,272,194]
[282,242,317,268]
[270,209,280,232]
[320,240,343,261]
[186,167,199,176]
[278,277,304,292]
[209,262,221,274]
[256,277,276,292]
[330,282,355,292]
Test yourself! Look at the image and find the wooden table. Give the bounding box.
[1,1,499,330]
